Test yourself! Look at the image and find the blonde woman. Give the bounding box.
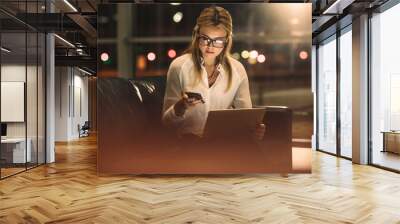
[162,6,265,140]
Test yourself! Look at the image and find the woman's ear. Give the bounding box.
[224,38,229,47]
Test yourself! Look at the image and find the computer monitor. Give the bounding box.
[1,123,7,137]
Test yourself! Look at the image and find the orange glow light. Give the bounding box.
[299,51,308,60]
[137,55,147,70]
[168,49,177,58]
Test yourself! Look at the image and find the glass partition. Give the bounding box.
[27,30,38,169]
[1,31,28,177]
[0,1,46,179]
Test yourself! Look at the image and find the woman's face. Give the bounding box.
[198,25,227,62]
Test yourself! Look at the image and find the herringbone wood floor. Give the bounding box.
[1,135,400,224]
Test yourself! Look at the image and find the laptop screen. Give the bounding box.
[1,123,7,137]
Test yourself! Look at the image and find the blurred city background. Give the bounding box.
[98,3,312,140]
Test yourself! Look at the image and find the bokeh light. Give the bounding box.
[136,55,147,70]
[257,54,266,63]
[249,50,259,59]
[241,50,250,59]
[232,52,240,60]
[147,52,156,61]
[248,57,257,65]
[173,12,183,23]
[100,52,109,62]
[299,51,308,60]
[168,49,177,58]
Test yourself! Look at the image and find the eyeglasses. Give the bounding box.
[198,34,226,48]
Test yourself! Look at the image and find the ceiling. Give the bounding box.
[0,0,392,74]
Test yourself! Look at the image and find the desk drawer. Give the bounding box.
[1,140,31,164]
[384,133,400,154]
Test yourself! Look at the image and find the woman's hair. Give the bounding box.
[185,6,234,90]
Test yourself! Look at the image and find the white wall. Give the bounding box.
[1,64,26,81]
[55,67,70,141]
[55,67,89,141]
[1,65,37,137]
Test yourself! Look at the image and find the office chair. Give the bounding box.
[79,121,90,138]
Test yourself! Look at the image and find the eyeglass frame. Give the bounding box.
[198,34,227,48]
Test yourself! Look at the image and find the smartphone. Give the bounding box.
[185,91,205,103]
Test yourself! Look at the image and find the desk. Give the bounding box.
[382,131,400,154]
[1,138,31,163]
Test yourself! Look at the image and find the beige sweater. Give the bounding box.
[162,54,252,136]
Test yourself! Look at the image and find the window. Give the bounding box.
[317,36,337,154]
[371,3,400,171]
[339,28,352,158]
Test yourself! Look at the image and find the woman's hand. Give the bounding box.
[174,92,203,117]
[253,123,266,141]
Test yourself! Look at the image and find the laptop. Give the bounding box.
[202,108,266,139]
[1,123,6,140]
